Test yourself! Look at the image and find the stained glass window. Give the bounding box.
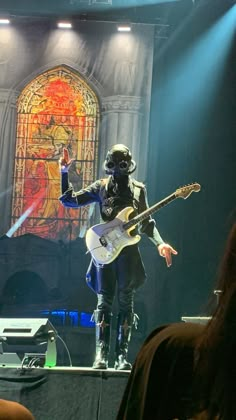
[11,66,100,241]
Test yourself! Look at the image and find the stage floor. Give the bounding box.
[0,365,130,420]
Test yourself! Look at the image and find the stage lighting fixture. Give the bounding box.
[117,24,131,32]
[57,22,72,29]
[0,19,10,25]
[0,318,58,367]
[90,0,112,4]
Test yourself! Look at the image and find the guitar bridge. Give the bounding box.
[99,236,108,247]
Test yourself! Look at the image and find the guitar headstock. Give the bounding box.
[176,183,201,199]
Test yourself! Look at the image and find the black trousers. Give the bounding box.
[86,245,147,314]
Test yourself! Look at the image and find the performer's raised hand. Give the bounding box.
[59,148,74,173]
[157,243,178,268]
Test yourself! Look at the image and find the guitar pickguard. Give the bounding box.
[85,208,140,265]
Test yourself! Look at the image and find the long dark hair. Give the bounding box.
[194,223,236,419]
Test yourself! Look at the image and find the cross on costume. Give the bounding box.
[59,144,175,370]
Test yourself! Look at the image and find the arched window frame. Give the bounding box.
[11,65,100,242]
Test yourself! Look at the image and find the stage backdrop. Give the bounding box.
[0,19,158,365]
[0,19,154,239]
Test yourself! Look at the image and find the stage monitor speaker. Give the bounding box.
[0,318,57,367]
[0,352,22,367]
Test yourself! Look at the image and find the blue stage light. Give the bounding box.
[40,310,94,328]
[68,311,79,327]
[80,312,95,328]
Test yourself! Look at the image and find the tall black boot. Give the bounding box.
[92,310,112,370]
[114,312,134,371]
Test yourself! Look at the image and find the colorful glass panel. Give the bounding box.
[11,66,99,241]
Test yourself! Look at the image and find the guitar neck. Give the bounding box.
[123,192,177,230]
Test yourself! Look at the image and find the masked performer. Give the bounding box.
[59,144,177,370]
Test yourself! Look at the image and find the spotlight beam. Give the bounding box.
[6,192,45,238]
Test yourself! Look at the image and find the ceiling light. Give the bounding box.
[117,25,131,32]
[0,19,10,25]
[57,22,72,29]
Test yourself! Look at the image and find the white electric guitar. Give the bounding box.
[85,183,201,265]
